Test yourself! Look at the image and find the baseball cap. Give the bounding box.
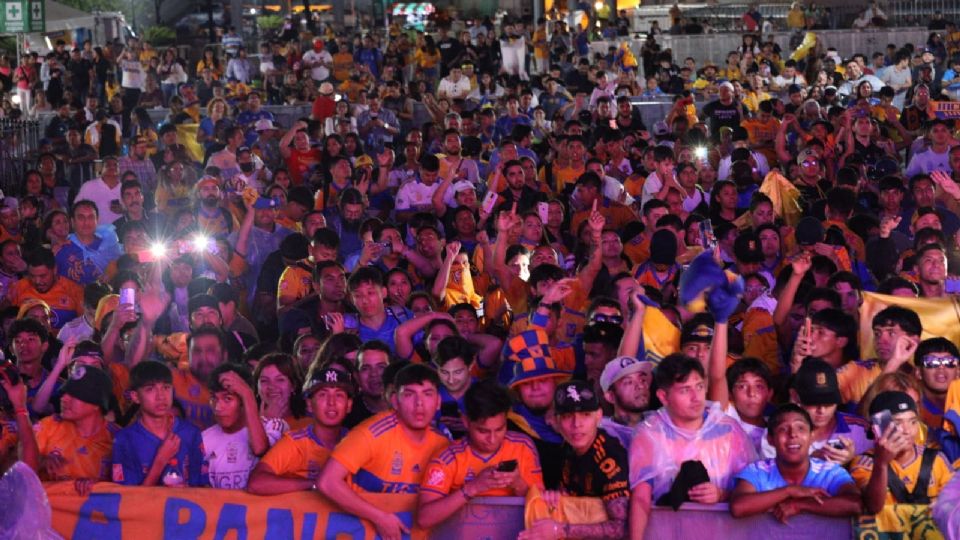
[452,180,476,194]
[253,197,280,210]
[61,365,112,412]
[792,358,841,406]
[303,366,355,398]
[255,119,275,131]
[187,293,220,316]
[868,390,918,417]
[796,147,819,165]
[733,232,763,264]
[680,318,714,345]
[71,340,104,362]
[795,216,824,246]
[196,176,220,190]
[600,356,653,393]
[355,154,374,169]
[553,380,601,414]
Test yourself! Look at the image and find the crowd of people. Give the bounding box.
[3,7,960,539]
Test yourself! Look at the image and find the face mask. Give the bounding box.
[239,162,254,173]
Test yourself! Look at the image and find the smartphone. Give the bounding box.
[377,241,392,254]
[826,439,845,450]
[537,202,550,225]
[871,410,894,439]
[120,287,136,307]
[481,191,498,214]
[109,199,122,214]
[497,459,518,472]
[699,219,717,251]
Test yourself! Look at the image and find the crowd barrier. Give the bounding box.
[40,482,944,540]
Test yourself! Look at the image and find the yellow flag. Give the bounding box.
[858,292,960,359]
[642,305,681,364]
[758,170,803,227]
[176,124,204,164]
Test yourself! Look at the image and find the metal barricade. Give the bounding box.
[0,119,41,197]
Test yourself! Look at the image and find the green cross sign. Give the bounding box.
[29,0,43,32]
[0,0,28,32]
[0,0,42,33]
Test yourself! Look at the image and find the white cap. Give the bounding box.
[255,119,276,131]
[600,355,654,393]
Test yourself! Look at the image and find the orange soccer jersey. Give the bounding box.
[8,276,84,328]
[420,431,543,497]
[330,411,449,494]
[34,415,116,481]
[277,261,314,305]
[172,369,213,430]
[259,424,342,480]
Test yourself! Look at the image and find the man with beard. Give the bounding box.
[186,293,256,368]
[600,356,654,449]
[194,176,235,238]
[325,188,367,261]
[505,330,570,489]
[436,129,480,190]
[119,136,158,193]
[171,325,230,429]
[112,180,164,239]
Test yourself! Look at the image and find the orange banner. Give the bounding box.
[45,482,426,540]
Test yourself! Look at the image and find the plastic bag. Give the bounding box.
[0,461,62,539]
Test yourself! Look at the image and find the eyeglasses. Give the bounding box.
[922,356,959,369]
[801,160,819,168]
[591,314,624,326]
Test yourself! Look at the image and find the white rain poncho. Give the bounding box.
[629,401,759,500]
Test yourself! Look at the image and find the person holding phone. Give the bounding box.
[416,380,542,529]
[852,391,954,513]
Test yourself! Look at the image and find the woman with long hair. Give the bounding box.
[196,47,223,80]
[158,47,187,106]
[41,209,70,254]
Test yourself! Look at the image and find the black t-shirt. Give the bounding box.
[701,99,747,142]
[437,38,463,73]
[560,429,631,501]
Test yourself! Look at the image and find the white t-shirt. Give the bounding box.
[438,76,472,99]
[75,178,122,225]
[120,59,144,90]
[301,50,332,82]
[202,417,286,489]
[395,179,440,212]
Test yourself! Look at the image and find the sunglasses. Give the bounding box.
[922,356,959,369]
[801,160,819,168]
[591,314,624,326]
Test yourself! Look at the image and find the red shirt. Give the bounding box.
[312,95,336,122]
[286,147,321,185]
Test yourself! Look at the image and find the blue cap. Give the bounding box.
[253,197,280,209]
